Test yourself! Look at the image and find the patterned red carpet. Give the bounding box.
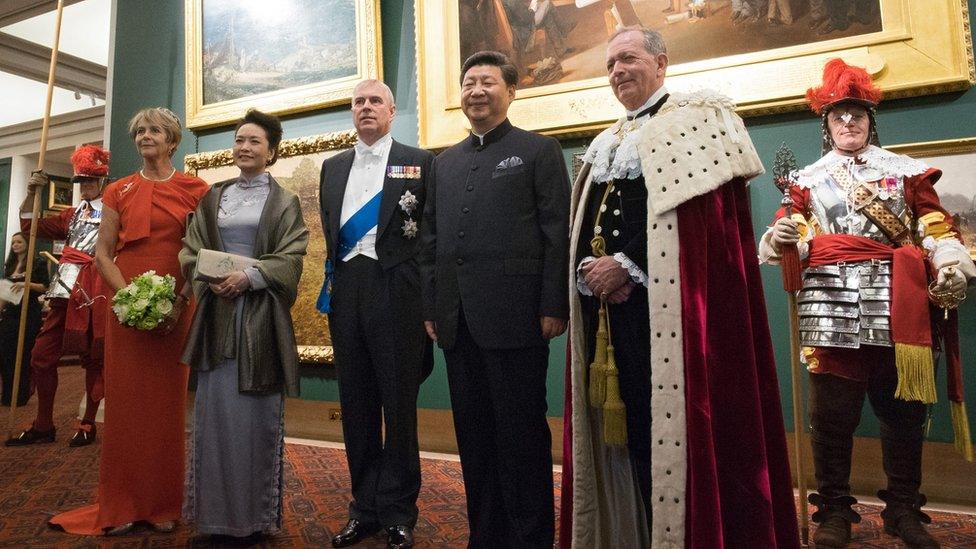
[1,368,974,548]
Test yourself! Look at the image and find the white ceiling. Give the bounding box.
[0,0,109,128]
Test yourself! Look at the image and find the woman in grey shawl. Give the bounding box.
[179,109,308,541]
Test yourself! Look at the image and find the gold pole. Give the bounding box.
[7,0,66,438]
[787,293,810,547]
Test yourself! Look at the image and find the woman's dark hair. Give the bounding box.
[4,232,26,278]
[235,109,284,166]
[460,50,518,87]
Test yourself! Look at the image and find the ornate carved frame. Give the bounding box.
[416,0,975,149]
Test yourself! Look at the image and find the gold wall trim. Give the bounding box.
[184,129,358,175]
[886,137,976,158]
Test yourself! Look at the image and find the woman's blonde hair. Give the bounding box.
[127,107,183,157]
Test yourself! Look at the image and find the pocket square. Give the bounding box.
[495,156,524,171]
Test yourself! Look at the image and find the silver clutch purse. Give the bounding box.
[195,249,259,283]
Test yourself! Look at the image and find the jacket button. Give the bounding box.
[462,207,470,213]
[456,258,464,265]
[466,185,474,191]
[457,231,465,238]
[471,165,479,171]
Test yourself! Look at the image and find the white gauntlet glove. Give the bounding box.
[769,217,800,252]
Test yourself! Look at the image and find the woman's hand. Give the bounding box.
[10,282,24,292]
[156,295,188,335]
[208,271,251,300]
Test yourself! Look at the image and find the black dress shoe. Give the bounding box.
[5,425,55,446]
[387,525,414,549]
[332,519,380,547]
[69,422,96,447]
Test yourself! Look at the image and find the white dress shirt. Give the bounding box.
[340,133,393,261]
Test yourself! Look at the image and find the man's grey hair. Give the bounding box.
[353,79,395,106]
[610,26,667,56]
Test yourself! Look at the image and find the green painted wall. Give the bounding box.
[110,0,976,440]
[0,158,10,252]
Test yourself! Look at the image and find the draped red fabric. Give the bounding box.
[60,245,106,363]
[677,179,800,548]
[806,233,932,349]
[560,343,574,548]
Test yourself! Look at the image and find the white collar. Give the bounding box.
[355,133,393,157]
[625,86,669,119]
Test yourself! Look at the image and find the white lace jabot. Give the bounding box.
[583,87,669,183]
[793,146,930,189]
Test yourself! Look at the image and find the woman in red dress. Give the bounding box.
[49,107,209,535]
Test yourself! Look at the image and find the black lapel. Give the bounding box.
[326,149,356,250]
[377,140,406,240]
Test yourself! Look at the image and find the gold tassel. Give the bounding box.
[893,343,937,404]
[951,401,974,462]
[588,306,609,407]
[603,345,628,447]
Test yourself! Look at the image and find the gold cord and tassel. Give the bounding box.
[893,343,937,404]
[585,182,627,447]
[951,401,974,462]
[588,307,608,407]
[602,342,628,446]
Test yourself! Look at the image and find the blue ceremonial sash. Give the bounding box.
[337,191,383,259]
[316,258,335,313]
[316,190,382,314]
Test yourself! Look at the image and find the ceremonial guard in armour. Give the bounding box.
[7,145,110,447]
[761,59,975,548]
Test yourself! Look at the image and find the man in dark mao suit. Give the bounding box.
[319,79,434,549]
[419,51,570,549]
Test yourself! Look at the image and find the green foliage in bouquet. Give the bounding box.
[112,270,176,330]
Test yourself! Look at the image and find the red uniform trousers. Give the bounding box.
[30,298,103,430]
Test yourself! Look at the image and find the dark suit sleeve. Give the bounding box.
[419,156,438,321]
[620,227,648,274]
[534,137,570,319]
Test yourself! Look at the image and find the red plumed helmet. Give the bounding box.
[70,144,110,181]
[806,58,882,115]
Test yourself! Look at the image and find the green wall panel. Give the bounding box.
[0,158,10,252]
[110,0,976,435]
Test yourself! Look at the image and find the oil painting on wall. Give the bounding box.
[185,0,381,129]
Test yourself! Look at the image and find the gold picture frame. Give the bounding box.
[184,0,382,130]
[416,0,974,149]
[47,177,73,211]
[185,129,359,363]
[886,137,976,261]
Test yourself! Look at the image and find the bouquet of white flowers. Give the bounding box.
[112,270,176,330]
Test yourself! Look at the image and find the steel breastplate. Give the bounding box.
[807,170,910,245]
[48,204,101,299]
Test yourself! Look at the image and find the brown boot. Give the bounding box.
[809,494,860,548]
[879,491,940,548]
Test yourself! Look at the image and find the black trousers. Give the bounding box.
[580,287,652,530]
[330,255,430,528]
[444,312,554,549]
[808,348,927,502]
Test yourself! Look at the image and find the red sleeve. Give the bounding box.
[101,179,121,211]
[903,167,962,240]
[770,184,811,222]
[20,207,73,240]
